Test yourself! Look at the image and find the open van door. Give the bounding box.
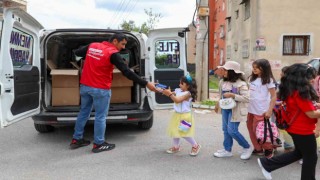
[0,8,43,127]
[146,28,188,109]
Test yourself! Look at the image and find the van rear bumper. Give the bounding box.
[32,110,153,125]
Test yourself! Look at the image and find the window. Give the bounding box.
[220,49,224,65]
[235,10,239,19]
[283,35,310,55]
[244,1,250,20]
[226,17,231,31]
[9,28,34,67]
[219,25,225,39]
[242,39,249,58]
[226,45,231,59]
[155,40,180,68]
[214,10,217,21]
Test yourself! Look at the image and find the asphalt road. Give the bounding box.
[0,109,319,180]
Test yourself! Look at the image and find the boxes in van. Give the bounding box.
[47,60,80,106]
[0,8,189,133]
[111,69,133,103]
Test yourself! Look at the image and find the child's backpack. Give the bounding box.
[272,103,300,130]
[256,118,281,146]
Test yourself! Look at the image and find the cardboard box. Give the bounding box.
[112,69,133,87]
[48,60,80,106]
[51,70,79,88]
[110,87,131,103]
[52,87,80,106]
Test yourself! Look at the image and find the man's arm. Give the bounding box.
[73,45,89,58]
[111,53,156,91]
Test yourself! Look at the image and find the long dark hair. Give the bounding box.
[181,76,197,102]
[279,63,318,101]
[249,59,276,84]
[223,69,245,82]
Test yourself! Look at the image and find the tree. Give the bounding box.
[120,8,162,35]
[144,8,162,31]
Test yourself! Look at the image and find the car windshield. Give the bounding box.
[309,59,320,71]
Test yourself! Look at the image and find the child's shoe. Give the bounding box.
[213,149,233,158]
[166,146,181,154]
[190,144,201,156]
[240,146,253,160]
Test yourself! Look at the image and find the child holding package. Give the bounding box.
[213,61,253,160]
[161,75,201,156]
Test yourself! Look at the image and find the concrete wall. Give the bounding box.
[226,0,320,80]
[0,0,27,11]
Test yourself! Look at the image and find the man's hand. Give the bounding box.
[146,82,157,92]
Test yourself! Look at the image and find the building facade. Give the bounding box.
[0,0,27,11]
[209,0,227,70]
[226,0,320,79]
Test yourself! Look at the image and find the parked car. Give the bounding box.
[0,8,189,132]
[307,57,320,71]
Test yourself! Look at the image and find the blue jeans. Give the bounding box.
[73,85,111,145]
[221,109,250,152]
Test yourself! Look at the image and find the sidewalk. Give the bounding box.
[193,89,220,110]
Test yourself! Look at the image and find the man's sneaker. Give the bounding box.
[92,142,115,153]
[213,149,233,158]
[240,146,253,160]
[70,138,90,149]
[166,146,181,154]
[190,144,201,156]
[252,149,264,156]
[264,149,274,159]
[257,158,272,180]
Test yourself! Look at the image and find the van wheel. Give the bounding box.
[34,123,54,133]
[138,116,153,130]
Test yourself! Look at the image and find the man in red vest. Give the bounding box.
[70,33,157,153]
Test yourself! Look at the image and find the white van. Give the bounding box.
[0,8,189,132]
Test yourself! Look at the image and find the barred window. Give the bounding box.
[283,35,310,55]
[242,39,249,58]
[244,1,250,20]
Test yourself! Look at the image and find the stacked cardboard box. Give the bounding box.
[111,69,133,103]
[47,60,80,106]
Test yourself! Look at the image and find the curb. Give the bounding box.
[192,88,219,110]
[192,103,216,110]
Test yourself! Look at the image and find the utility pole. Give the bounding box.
[195,0,209,101]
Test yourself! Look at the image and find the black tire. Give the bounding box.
[34,123,54,133]
[138,116,153,130]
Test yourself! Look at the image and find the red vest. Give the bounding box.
[80,41,119,89]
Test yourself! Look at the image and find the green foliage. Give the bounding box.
[144,8,162,31]
[209,75,220,89]
[201,100,216,106]
[155,54,168,65]
[119,8,162,35]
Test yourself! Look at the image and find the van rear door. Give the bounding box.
[146,28,188,109]
[0,8,43,127]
